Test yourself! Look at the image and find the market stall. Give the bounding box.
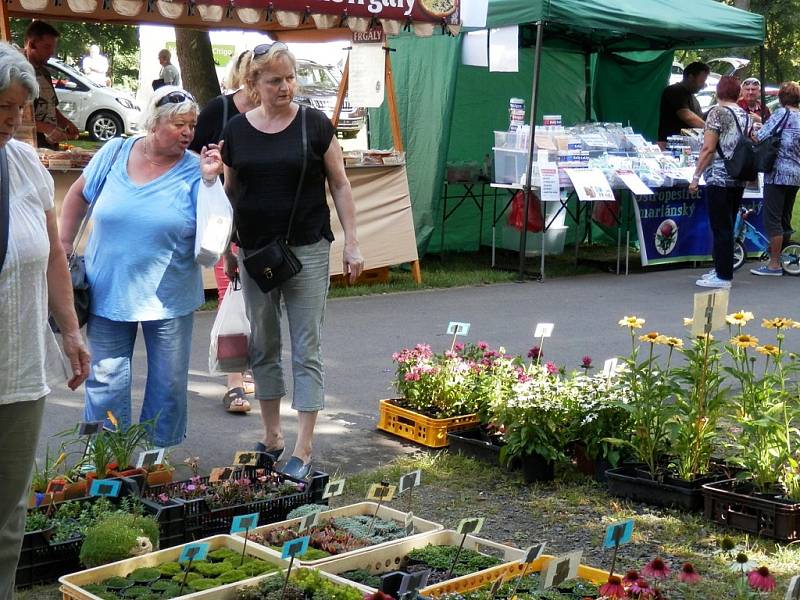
[0,0,457,285]
[367,0,765,274]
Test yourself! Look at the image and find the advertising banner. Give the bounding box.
[633,187,766,266]
[232,0,460,24]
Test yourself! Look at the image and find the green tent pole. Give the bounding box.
[519,20,545,280]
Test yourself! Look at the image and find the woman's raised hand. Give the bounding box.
[200,141,225,182]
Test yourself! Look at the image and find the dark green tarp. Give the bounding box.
[369,0,765,254]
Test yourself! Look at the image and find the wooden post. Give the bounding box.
[410,260,422,284]
[331,53,350,129]
[384,46,404,152]
[0,0,11,42]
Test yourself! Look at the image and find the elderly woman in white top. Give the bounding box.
[0,41,89,595]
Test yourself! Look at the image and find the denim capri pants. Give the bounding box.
[239,238,331,411]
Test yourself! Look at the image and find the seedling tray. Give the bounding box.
[377,399,479,448]
[59,534,286,600]
[236,501,443,565]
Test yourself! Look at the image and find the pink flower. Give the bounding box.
[454,342,464,352]
[444,350,458,359]
[747,566,776,592]
[477,341,489,350]
[185,484,196,492]
[678,562,701,584]
[659,222,674,237]
[599,575,627,598]
[581,355,592,368]
[629,578,653,598]
[622,570,641,587]
[545,361,558,375]
[158,493,170,503]
[641,558,670,580]
[527,346,542,360]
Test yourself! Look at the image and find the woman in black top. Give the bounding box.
[221,43,364,480]
[191,51,259,414]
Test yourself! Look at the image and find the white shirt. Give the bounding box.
[0,139,65,404]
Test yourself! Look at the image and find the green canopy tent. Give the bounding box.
[369,0,765,276]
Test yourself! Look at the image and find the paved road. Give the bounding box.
[40,265,800,477]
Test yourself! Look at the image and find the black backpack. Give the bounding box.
[716,106,758,181]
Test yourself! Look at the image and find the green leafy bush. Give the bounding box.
[79,513,159,567]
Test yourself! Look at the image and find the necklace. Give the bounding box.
[143,137,178,167]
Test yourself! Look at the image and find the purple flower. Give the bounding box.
[545,361,558,375]
[581,355,592,368]
[186,484,197,492]
[528,346,542,360]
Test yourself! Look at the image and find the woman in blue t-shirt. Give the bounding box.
[221,43,364,480]
[59,86,224,448]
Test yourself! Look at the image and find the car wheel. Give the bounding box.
[88,111,123,142]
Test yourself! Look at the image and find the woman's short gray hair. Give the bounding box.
[140,85,198,131]
[0,42,39,102]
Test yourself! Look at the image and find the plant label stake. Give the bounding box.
[397,569,431,600]
[136,448,165,470]
[691,289,729,338]
[366,482,396,536]
[231,513,259,566]
[447,321,471,352]
[489,575,506,600]
[603,519,634,577]
[280,536,310,600]
[448,517,485,578]
[89,479,121,498]
[78,420,104,461]
[540,552,581,590]
[398,469,421,512]
[233,451,260,467]
[509,543,546,598]
[178,542,209,595]
[602,358,618,380]
[297,510,321,534]
[786,576,800,600]
[533,323,554,363]
[404,511,414,536]
[322,478,346,501]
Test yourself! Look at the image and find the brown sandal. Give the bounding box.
[242,372,255,395]
[223,387,251,413]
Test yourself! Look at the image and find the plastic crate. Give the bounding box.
[377,399,479,448]
[317,529,527,592]
[421,554,608,596]
[236,501,443,566]
[59,535,286,600]
[140,496,186,549]
[703,478,800,541]
[493,147,529,185]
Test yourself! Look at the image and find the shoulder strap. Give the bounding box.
[284,105,308,241]
[716,106,748,161]
[0,147,8,274]
[69,139,125,262]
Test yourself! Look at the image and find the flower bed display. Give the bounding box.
[240,501,442,565]
[59,535,285,600]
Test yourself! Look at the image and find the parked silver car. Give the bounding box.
[293,59,366,139]
[46,58,141,141]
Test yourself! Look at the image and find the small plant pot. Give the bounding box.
[63,479,89,500]
[103,576,134,591]
[520,452,555,483]
[145,465,174,487]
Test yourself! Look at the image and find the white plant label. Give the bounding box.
[602,358,618,378]
[534,323,554,338]
[399,469,422,494]
[135,448,165,469]
[447,321,471,336]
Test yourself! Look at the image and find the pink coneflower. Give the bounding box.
[527,346,542,360]
[628,578,654,598]
[747,566,776,592]
[599,575,627,598]
[581,355,593,368]
[678,562,701,584]
[454,342,465,352]
[641,557,670,580]
[622,570,641,587]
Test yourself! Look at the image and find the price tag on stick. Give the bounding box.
[691,289,729,338]
[509,543,546,598]
[231,513,259,566]
[602,358,618,379]
[78,420,104,436]
[322,479,346,500]
[541,552,581,590]
[297,510,321,534]
[399,469,421,511]
[136,448,165,470]
[366,482,396,536]
[397,570,431,599]
[233,451,260,467]
[404,511,414,536]
[533,323,554,362]
[603,519,634,578]
[447,321,471,351]
[449,518,485,577]
[280,537,310,600]
[178,542,210,595]
[489,576,505,600]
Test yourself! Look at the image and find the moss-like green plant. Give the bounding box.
[340,569,382,589]
[157,583,183,599]
[193,561,231,577]
[238,560,278,577]
[208,548,240,562]
[102,576,132,590]
[150,580,174,592]
[158,562,183,577]
[121,585,150,598]
[81,583,107,595]
[80,514,160,568]
[188,578,220,591]
[172,571,201,583]
[217,569,248,584]
[128,567,161,583]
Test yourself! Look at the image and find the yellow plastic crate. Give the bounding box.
[377,399,479,448]
[235,501,443,566]
[420,554,608,596]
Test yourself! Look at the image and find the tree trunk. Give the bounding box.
[174,28,220,108]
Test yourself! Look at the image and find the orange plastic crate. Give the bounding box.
[376,399,479,448]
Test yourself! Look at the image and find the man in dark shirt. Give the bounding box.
[658,61,710,145]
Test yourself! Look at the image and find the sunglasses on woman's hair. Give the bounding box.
[253,42,289,57]
[155,91,195,108]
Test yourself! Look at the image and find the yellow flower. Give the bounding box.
[731,334,759,349]
[726,311,754,326]
[756,344,780,357]
[106,411,118,428]
[639,331,660,343]
[619,315,645,329]
[683,317,694,327]
[762,317,796,330]
[54,452,67,469]
[663,336,684,349]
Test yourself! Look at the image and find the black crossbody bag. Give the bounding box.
[716,107,758,181]
[242,105,307,293]
[754,109,792,173]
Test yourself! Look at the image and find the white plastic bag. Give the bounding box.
[209,281,250,375]
[195,178,233,267]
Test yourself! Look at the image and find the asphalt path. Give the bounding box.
[40,265,800,478]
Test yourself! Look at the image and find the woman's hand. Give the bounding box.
[343,242,365,284]
[61,330,90,391]
[200,141,225,183]
[688,181,699,194]
[223,250,239,280]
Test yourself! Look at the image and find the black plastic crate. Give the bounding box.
[606,466,719,512]
[139,496,185,549]
[16,530,83,587]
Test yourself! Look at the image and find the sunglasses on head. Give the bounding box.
[742,78,761,86]
[155,91,195,108]
[253,42,289,57]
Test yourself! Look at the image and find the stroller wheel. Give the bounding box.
[780,244,800,275]
[733,242,746,271]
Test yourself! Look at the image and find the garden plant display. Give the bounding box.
[146,472,302,508]
[431,570,600,600]
[236,568,363,600]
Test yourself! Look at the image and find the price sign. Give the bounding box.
[322,479,345,500]
[397,570,431,598]
[281,536,310,559]
[230,513,259,534]
[456,517,484,536]
[534,323,554,338]
[209,467,234,483]
[541,552,581,589]
[89,479,121,498]
[524,543,546,564]
[691,289,729,338]
[367,483,396,502]
[603,519,634,549]
[179,542,209,564]
[446,321,471,336]
[297,510,321,534]
[398,470,422,494]
[233,451,260,466]
[136,448,165,470]
[78,420,104,436]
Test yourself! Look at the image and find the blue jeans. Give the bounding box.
[85,313,194,447]
[240,239,330,411]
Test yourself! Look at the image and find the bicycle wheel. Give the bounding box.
[780,244,800,275]
[733,242,746,271]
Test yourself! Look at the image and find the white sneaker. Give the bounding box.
[695,274,732,289]
[701,269,716,280]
